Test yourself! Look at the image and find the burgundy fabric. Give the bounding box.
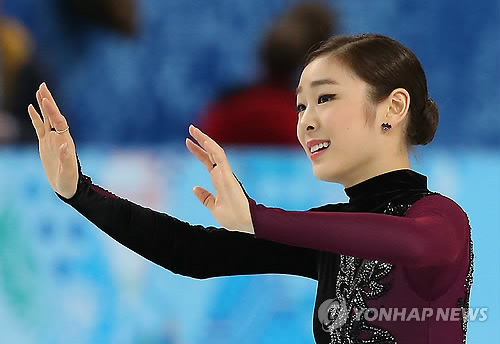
[249,194,468,269]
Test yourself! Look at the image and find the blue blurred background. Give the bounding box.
[0,0,498,343]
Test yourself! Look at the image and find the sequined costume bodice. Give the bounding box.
[249,170,473,344]
[58,167,473,344]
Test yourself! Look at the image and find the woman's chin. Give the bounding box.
[312,166,340,183]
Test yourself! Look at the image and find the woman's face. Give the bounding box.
[296,55,385,186]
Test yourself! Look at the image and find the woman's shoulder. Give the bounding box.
[411,192,464,210]
[407,193,470,224]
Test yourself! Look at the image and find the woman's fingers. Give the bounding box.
[28,104,45,139]
[188,125,235,187]
[39,82,61,114]
[42,98,69,133]
[36,82,64,130]
[35,89,42,110]
[192,185,216,210]
[37,82,68,133]
[187,125,243,212]
[36,89,52,133]
[188,125,227,168]
[186,137,213,171]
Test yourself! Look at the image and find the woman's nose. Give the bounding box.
[299,109,318,132]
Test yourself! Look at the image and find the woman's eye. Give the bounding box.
[318,94,336,104]
[296,104,306,113]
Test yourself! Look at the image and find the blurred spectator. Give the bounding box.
[0,0,138,144]
[62,0,138,36]
[0,15,43,144]
[198,1,338,146]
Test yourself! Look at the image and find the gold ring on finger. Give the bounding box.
[55,126,69,134]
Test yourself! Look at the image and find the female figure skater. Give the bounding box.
[28,34,473,343]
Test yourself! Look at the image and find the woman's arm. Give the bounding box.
[28,83,318,281]
[57,171,319,280]
[248,194,469,268]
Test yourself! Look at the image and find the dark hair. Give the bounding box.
[260,1,337,80]
[305,34,439,146]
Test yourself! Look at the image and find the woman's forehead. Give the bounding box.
[298,56,355,90]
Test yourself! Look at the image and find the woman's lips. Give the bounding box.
[310,146,329,160]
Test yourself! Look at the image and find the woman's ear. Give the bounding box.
[386,88,410,125]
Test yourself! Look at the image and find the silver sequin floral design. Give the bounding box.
[328,256,395,344]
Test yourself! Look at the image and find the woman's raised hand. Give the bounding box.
[186,125,254,234]
[28,83,78,199]
[27,86,253,232]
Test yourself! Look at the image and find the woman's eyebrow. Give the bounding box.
[296,79,339,95]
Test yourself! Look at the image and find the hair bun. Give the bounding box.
[409,97,439,145]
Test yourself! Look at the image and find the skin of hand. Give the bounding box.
[27,82,255,234]
[28,83,78,200]
[186,125,254,234]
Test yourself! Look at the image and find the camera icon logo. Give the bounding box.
[317,297,349,332]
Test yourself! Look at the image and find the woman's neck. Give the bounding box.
[342,154,411,189]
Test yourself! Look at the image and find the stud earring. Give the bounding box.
[381,123,392,131]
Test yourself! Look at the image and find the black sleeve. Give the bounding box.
[57,172,318,280]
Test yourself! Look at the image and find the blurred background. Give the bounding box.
[0,0,498,343]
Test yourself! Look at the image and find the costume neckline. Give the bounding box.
[344,169,428,205]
